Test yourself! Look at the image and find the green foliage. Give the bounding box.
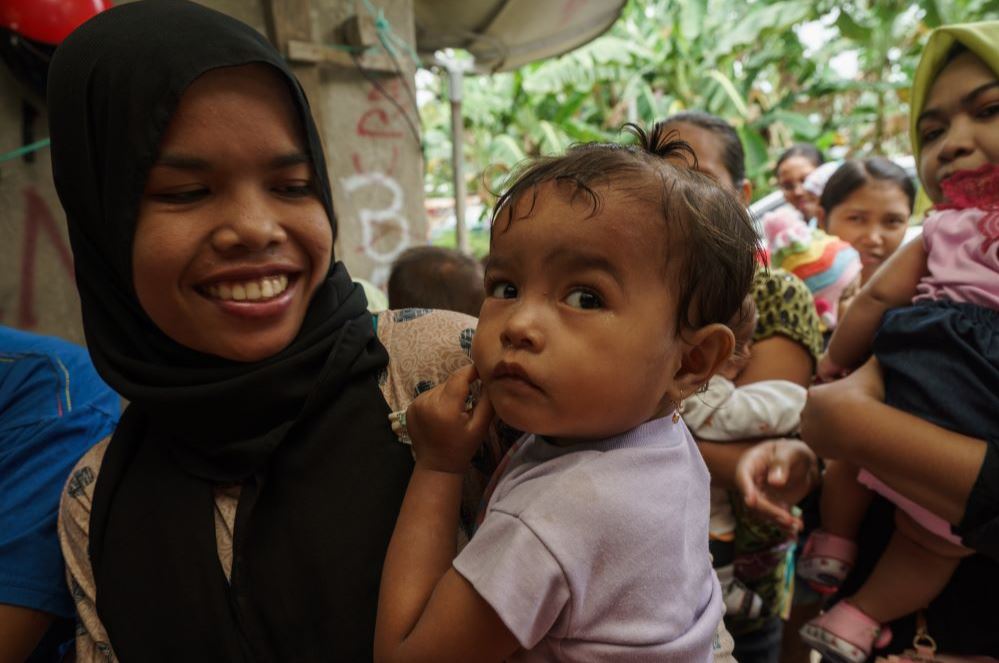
[419,0,997,206]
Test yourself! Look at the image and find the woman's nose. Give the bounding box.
[937,117,975,163]
[862,225,884,247]
[211,190,286,253]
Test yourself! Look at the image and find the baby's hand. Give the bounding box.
[815,352,849,383]
[405,364,494,475]
[735,438,819,533]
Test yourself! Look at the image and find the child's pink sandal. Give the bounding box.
[800,601,892,663]
[798,530,857,594]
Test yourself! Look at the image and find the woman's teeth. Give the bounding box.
[205,275,289,301]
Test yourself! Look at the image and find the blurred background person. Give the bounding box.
[388,246,485,317]
[775,144,825,220]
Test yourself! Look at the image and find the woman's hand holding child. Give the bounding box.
[801,357,884,461]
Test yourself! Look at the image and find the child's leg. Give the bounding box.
[850,509,972,623]
[819,459,872,540]
[798,460,870,590]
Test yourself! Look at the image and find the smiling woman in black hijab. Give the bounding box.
[49,1,483,660]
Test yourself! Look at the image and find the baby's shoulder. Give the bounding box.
[504,442,698,533]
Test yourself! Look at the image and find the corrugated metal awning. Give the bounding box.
[415,0,625,73]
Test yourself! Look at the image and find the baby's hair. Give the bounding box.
[729,295,758,353]
[656,111,747,187]
[491,124,759,333]
[820,158,916,217]
[776,143,825,172]
[388,246,484,317]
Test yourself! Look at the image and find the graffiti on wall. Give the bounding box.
[0,187,74,329]
[342,77,417,286]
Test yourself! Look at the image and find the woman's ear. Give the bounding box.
[675,323,735,394]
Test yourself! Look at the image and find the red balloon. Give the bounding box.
[0,0,113,46]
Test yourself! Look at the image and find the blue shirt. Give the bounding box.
[1,327,119,654]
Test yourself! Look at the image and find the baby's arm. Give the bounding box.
[374,366,519,663]
[688,379,807,441]
[822,239,929,377]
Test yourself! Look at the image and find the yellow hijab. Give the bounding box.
[910,21,999,163]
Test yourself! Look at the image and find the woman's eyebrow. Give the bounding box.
[918,80,999,127]
[152,152,312,170]
[270,152,312,169]
[154,154,210,170]
[961,80,999,107]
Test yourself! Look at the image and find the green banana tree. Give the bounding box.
[420,0,999,224]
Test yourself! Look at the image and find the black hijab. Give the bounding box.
[47,1,413,659]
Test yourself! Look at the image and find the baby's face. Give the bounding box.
[132,65,332,362]
[472,182,684,441]
[917,51,999,204]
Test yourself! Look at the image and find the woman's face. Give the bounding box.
[825,181,909,283]
[664,121,752,205]
[776,155,817,217]
[916,51,999,203]
[132,65,332,362]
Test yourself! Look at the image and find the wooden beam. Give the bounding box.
[286,39,397,73]
[263,0,323,131]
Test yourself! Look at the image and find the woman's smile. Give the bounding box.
[200,274,291,302]
[197,273,299,319]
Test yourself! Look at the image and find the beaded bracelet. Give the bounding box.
[388,410,411,445]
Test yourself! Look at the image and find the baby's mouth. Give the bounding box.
[199,274,292,302]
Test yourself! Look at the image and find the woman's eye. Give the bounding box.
[150,188,209,204]
[490,282,517,299]
[274,182,314,198]
[977,103,999,120]
[885,217,906,228]
[921,127,943,144]
[565,289,602,310]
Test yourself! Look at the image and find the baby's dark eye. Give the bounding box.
[565,289,602,310]
[490,282,517,299]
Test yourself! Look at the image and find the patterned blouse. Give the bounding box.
[729,269,822,636]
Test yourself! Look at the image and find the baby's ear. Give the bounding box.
[675,323,735,393]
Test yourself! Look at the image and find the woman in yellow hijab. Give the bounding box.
[798,20,999,661]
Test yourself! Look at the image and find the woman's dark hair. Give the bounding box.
[490,123,760,333]
[944,42,968,66]
[657,111,746,187]
[819,157,916,216]
[775,143,825,173]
